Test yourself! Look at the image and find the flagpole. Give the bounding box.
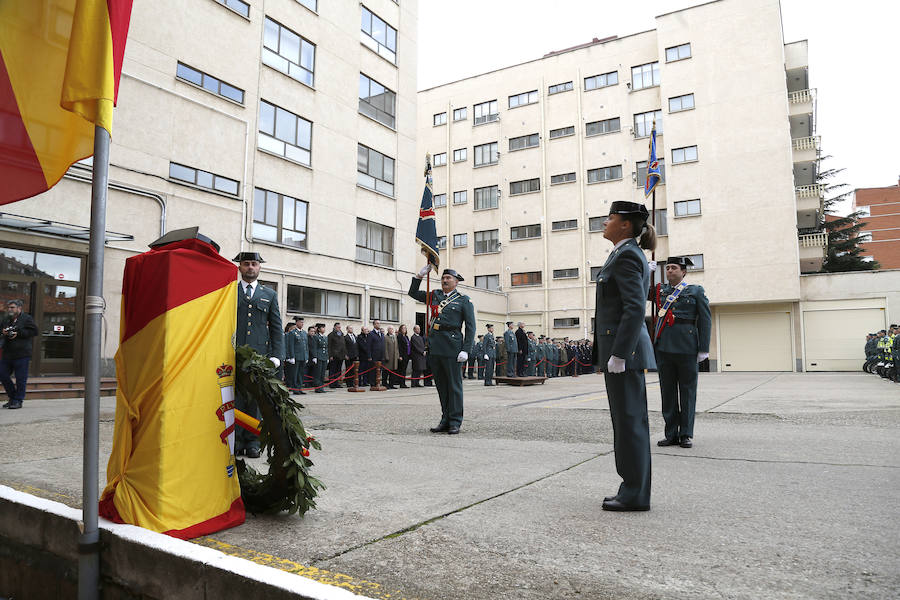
[651,187,657,290]
[79,124,109,600]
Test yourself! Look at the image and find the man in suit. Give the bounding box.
[651,256,712,449]
[483,324,496,386]
[384,326,399,389]
[410,324,427,387]
[408,266,475,434]
[234,252,284,458]
[311,323,328,392]
[291,316,308,394]
[515,322,528,377]
[592,201,657,511]
[357,327,370,385]
[0,299,39,410]
[344,325,359,386]
[305,325,317,388]
[327,322,347,389]
[367,320,386,387]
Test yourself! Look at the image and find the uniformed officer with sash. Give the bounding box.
[408,265,476,434]
[651,256,712,448]
[234,251,284,458]
[503,322,518,377]
[483,324,496,386]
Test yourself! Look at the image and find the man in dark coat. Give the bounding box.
[357,327,370,385]
[327,322,347,388]
[344,325,359,386]
[410,324,427,387]
[0,299,39,410]
[515,322,528,377]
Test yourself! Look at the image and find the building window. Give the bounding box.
[370,296,399,322]
[509,133,539,152]
[636,160,666,188]
[474,142,499,166]
[549,125,575,139]
[358,73,396,128]
[474,185,499,210]
[588,216,606,232]
[587,165,622,183]
[549,81,573,95]
[214,0,249,19]
[357,144,395,196]
[590,266,602,280]
[473,100,499,125]
[474,229,499,254]
[297,0,317,12]
[631,61,660,90]
[669,93,694,113]
[672,145,698,164]
[356,218,394,266]
[475,274,500,291]
[253,188,308,248]
[553,268,579,279]
[433,112,447,126]
[674,199,701,217]
[453,107,467,121]
[258,100,312,166]
[176,62,244,104]
[453,148,467,162]
[263,17,316,87]
[554,317,580,327]
[666,43,692,62]
[509,90,538,108]
[433,193,447,207]
[685,254,704,271]
[437,236,447,249]
[360,6,397,64]
[510,178,540,196]
[453,190,467,205]
[433,152,447,167]
[510,224,541,240]
[584,71,618,90]
[511,271,542,287]
[287,285,361,318]
[585,117,620,137]
[452,233,468,248]
[633,110,663,137]
[169,162,240,196]
[550,172,576,185]
[551,219,577,231]
[653,208,668,236]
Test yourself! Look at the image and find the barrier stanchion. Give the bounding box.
[347,360,365,392]
[371,361,387,391]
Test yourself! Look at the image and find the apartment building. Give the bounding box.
[0,0,441,376]
[854,179,900,268]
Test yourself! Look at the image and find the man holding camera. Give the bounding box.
[1,299,39,410]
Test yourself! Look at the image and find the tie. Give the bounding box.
[244,284,253,300]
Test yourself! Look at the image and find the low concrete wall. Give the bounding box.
[0,486,371,600]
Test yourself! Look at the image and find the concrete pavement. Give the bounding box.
[1,371,898,599]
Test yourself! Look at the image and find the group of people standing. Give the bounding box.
[497,322,594,378]
[864,327,899,382]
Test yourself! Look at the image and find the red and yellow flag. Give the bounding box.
[100,238,245,539]
[0,0,133,205]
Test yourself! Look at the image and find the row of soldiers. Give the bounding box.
[462,331,594,379]
[864,326,899,382]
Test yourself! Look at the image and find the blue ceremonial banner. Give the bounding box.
[644,123,661,198]
[415,155,440,267]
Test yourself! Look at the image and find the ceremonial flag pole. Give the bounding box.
[415,155,440,340]
[644,121,662,291]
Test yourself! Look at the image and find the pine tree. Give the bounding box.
[818,165,879,272]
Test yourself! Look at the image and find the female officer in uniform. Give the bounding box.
[592,201,656,511]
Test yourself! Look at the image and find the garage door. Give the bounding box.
[803,307,885,371]
[719,311,793,371]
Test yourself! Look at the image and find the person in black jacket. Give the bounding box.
[0,299,39,410]
[396,324,411,388]
[410,325,426,387]
[357,327,370,385]
[515,322,528,377]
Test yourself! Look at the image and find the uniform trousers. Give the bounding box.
[657,351,699,440]
[604,369,651,507]
[483,358,495,385]
[284,361,298,391]
[234,392,261,453]
[428,354,464,427]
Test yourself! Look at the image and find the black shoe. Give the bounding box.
[315,389,327,393]
[657,438,679,447]
[680,437,693,448]
[246,448,261,459]
[603,495,617,502]
[2,401,10,408]
[399,384,408,388]
[298,390,306,395]
[447,426,460,435]
[602,498,649,512]
[430,424,449,433]
[7,402,22,410]
[386,385,396,390]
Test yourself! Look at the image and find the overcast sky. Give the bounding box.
[417,0,900,199]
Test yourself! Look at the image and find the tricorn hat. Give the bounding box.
[442,268,464,282]
[315,322,326,328]
[506,321,513,326]
[233,251,265,263]
[666,256,694,268]
[149,227,220,253]
[486,323,494,328]
[609,201,650,220]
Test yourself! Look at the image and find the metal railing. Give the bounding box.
[792,136,820,151]
[795,184,826,198]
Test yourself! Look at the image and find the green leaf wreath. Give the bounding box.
[234,345,324,515]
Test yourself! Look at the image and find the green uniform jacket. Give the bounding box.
[474,340,484,357]
[408,277,475,357]
[654,282,712,354]
[527,338,537,360]
[311,333,328,360]
[484,333,496,359]
[504,329,517,354]
[236,283,284,360]
[293,328,309,362]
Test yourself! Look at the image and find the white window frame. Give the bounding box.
[453,148,467,162]
[672,145,698,164]
[433,152,447,167]
[360,5,398,64]
[631,62,660,90]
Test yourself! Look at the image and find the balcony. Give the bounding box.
[795,184,824,228]
[788,88,815,118]
[798,231,827,273]
[792,135,820,164]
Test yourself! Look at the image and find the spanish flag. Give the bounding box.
[100,237,245,539]
[0,0,133,205]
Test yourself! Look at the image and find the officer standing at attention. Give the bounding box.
[592,201,657,511]
[483,324,496,386]
[234,252,284,458]
[652,256,712,448]
[504,322,518,377]
[292,316,308,394]
[311,323,329,392]
[408,265,476,434]
[474,335,485,380]
[526,332,537,376]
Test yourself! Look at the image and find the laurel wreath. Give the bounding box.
[234,345,324,515]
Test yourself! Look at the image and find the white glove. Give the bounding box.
[269,357,281,368]
[606,355,626,374]
[697,352,709,363]
[312,357,317,364]
[484,354,489,360]
[456,351,468,363]
[417,264,432,278]
[648,260,657,273]
[286,358,295,364]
